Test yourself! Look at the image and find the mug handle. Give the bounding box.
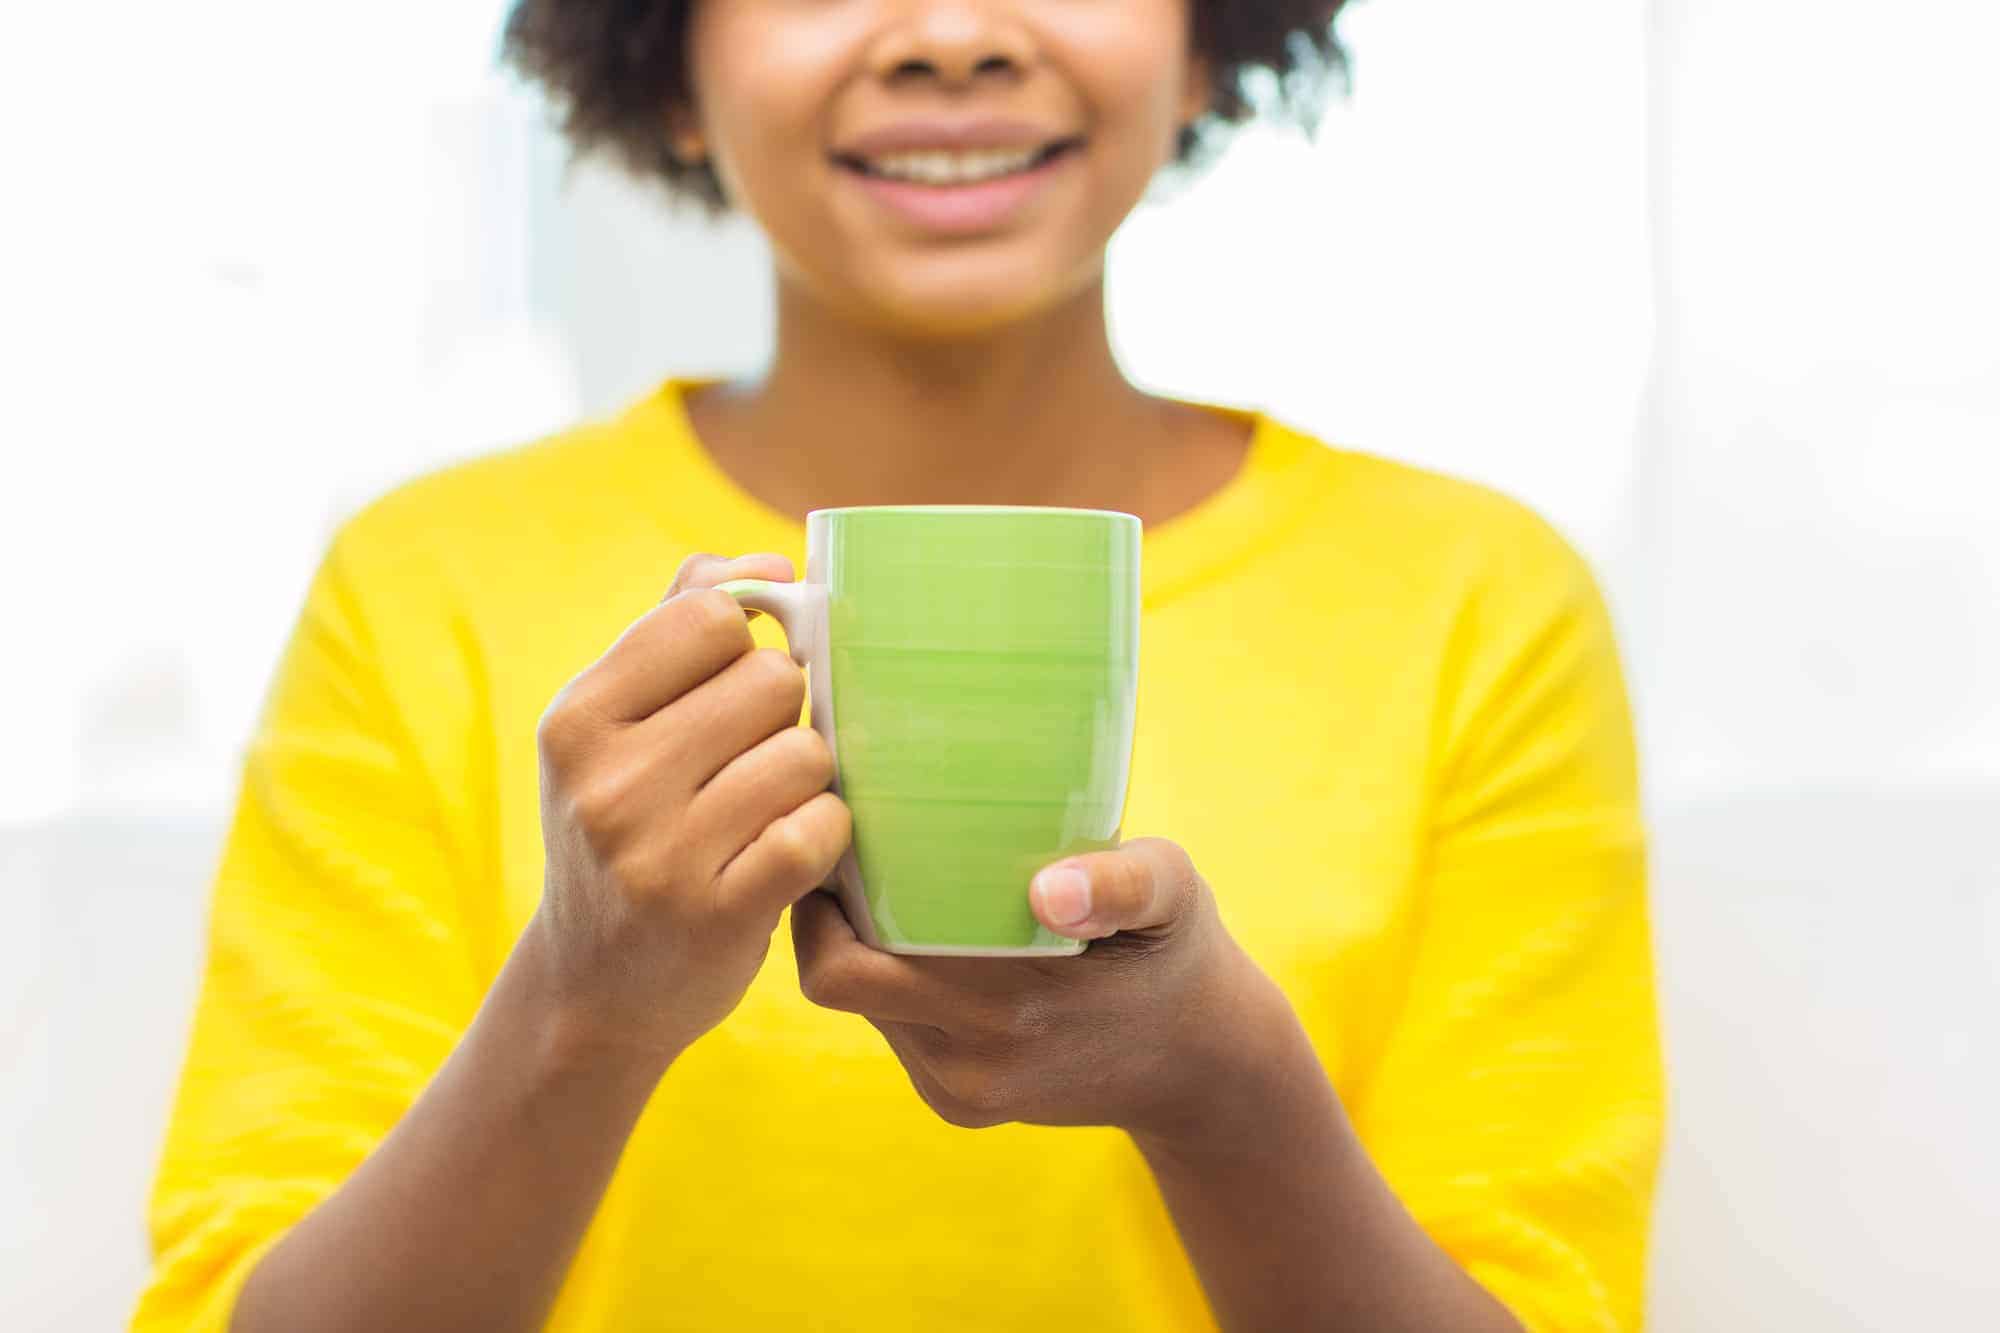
[716,579,828,668]
[719,578,844,897]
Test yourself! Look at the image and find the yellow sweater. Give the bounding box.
[137,378,1663,1331]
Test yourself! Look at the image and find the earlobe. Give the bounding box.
[1180,55,1214,129]
[666,108,708,165]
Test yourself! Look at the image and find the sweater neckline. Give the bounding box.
[621,376,1326,608]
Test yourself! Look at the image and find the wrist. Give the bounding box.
[1129,947,1341,1165]
[500,913,683,1096]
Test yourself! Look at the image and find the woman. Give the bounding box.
[137,3,1662,1330]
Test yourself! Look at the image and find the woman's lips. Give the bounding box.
[838,142,1081,236]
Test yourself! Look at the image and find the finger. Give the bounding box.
[546,593,741,741]
[638,644,807,788]
[548,651,807,850]
[564,581,757,737]
[584,554,798,723]
[661,551,796,605]
[791,890,960,1024]
[715,790,852,920]
[1028,837,1203,940]
[685,725,836,866]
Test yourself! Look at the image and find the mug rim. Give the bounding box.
[808,504,1139,522]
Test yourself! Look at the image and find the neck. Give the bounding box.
[687,272,1229,523]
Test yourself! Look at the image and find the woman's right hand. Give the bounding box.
[530,552,852,1075]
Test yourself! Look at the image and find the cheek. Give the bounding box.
[1060,28,1197,205]
[688,18,851,207]
[1056,3,1196,129]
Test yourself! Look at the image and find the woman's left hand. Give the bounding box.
[790,838,1294,1150]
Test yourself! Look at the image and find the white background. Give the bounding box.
[3,1,1997,1327]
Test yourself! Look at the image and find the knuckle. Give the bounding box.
[680,586,751,645]
[769,811,823,881]
[1153,837,1195,875]
[535,712,572,766]
[1079,863,1129,923]
[1159,852,1204,922]
[1111,857,1157,917]
[808,793,852,854]
[536,690,591,762]
[570,763,639,833]
[797,959,851,1010]
[785,727,837,786]
[669,552,723,592]
[831,797,855,847]
[1147,836,1196,887]
[749,646,806,699]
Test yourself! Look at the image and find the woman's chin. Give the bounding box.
[846,262,1099,342]
[876,298,1044,341]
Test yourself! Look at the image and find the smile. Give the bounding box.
[834,139,1083,187]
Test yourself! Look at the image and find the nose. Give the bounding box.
[866,2,1036,89]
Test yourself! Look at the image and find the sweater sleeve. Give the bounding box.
[1350,514,1665,1332]
[132,520,485,1331]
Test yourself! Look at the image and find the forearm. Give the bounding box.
[233,915,668,1333]
[1131,978,1523,1333]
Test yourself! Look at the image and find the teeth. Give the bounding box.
[866,146,1045,185]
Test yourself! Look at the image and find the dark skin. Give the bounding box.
[235,3,1523,1328]
[685,274,1254,531]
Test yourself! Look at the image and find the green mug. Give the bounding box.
[720,506,1141,956]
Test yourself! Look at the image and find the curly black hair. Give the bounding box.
[502,1,1352,214]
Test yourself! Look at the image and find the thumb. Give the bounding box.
[1029,838,1203,940]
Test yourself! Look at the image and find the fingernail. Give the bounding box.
[1034,866,1092,927]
